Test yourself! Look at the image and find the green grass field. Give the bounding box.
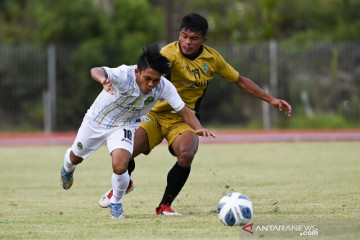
[0,142,359,239]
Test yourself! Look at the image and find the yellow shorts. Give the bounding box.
[140,110,196,154]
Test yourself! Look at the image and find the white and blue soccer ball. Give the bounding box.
[217,192,253,226]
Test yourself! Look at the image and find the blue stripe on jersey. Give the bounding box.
[93,74,135,126]
[107,93,143,128]
[108,79,163,127]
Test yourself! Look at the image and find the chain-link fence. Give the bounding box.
[1,41,359,132]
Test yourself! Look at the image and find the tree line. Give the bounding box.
[1,0,359,131]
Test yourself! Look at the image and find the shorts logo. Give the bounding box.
[77,142,83,150]
[202,64,209,73]
[144,96,154,105]
[144,116,151,122]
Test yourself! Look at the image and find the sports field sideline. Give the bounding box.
[1,129,360,146]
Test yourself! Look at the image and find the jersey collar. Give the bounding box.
[178,43,204,61]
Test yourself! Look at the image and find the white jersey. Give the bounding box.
[85,65,185,129]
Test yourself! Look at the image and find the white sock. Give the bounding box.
[63,148,76,173]
[110,171,129,204]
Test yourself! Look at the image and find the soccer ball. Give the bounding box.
[217,192,253,226]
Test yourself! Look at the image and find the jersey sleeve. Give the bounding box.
[102,65,129,90]
[160,78,185,112]
[214,51,239,83]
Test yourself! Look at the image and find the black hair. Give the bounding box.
[137,44,170,75]
[179,13,208,37]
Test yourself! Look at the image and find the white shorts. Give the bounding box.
[71,116,138,159]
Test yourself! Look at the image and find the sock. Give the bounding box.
[128,158,135,176]
[110,171,130,204]
[159,162,191,206]
[63,148,76,173]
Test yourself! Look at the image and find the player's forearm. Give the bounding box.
[178,107,202,130]
[90,67,108,84]
[236,75,276,103]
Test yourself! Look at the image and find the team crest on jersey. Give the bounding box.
[202,64,210,73]
[77,142,83,150]
[144,96,154,105]
[143,116,151,122]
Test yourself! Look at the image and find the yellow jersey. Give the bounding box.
[151,41,239,113]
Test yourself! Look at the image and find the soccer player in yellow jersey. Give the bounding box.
[99,13,292,215]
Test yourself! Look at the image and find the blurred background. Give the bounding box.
[0,0,359,133]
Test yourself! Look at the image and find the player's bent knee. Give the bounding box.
[111,149,132,175]
[112,164,128,175]
[177,150,196,167]
[179,150,196,160]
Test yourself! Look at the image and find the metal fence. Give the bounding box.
[0,40,359,132]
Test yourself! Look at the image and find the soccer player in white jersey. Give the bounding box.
[60,44,215,219]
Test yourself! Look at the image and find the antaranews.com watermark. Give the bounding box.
[238,219,359,239]
[242,223,318,236]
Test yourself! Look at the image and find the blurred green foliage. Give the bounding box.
[186,0,360,43]
[1,0,360,131]
[2,0,360,46]
[0,0,165,130]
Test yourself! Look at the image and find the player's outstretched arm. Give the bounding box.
[90,67,114,95]
[235,75,292,117]
[177,107,216,138]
